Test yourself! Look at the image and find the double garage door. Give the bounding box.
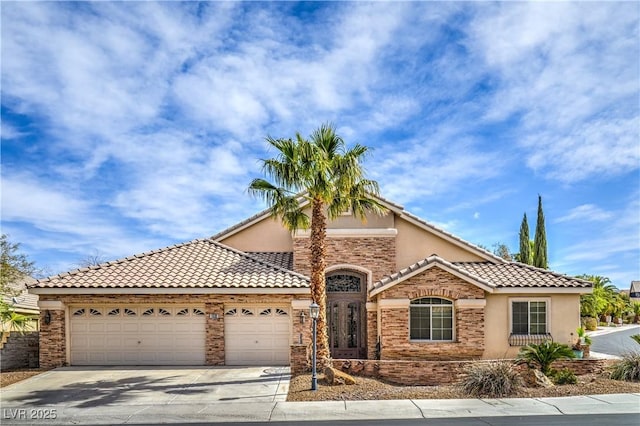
[69,305,290,366]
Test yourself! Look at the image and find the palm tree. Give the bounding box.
[516,340,576,376]
[249,124,386,365]
[0,300,34,333]
[578,275,617,320]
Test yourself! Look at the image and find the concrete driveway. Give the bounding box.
[1,366,289,423]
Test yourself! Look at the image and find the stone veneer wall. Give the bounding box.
[38,293,306,368]
[378,268,485,360]
[293,236,396,283]
[366,309,378,359]
[39,310,65,368]
[0,332,39,370]
[332,358,612,386]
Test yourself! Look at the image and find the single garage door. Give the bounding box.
[224,306,291,365]
[69,305,206,365]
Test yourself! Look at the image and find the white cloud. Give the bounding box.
[555,204,613,223]
[467,2,640,183]
[554,194,640,281]
[371,133,504,204]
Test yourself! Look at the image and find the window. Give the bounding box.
[326,274,362,292]
[410,297,453,341]
[511,300,548,335]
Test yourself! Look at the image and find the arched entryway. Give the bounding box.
[326,270,367,359]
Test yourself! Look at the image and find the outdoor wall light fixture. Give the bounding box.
[299,311,306,324]
[44,310,52,325]
[209,313,219,320]
[309,302,320,391]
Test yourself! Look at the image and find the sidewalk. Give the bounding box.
[586,323,640,338]
[2,394,639,424]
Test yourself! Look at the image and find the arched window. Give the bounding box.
[410,297,454,341]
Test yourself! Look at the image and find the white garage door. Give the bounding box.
[69,305,206,365]
[224,306,291,365]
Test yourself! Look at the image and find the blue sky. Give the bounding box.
[1,1,638,289]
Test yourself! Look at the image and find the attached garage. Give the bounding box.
[224,306,291,365]
[69,305,206,365]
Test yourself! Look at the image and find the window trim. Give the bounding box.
[508,297,551,336]
[409,297,455,342]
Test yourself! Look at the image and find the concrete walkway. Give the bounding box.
[1,393,638,424]
[1,366,639,424]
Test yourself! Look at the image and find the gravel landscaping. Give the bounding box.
[287,372,640,401]
[0,368,50,388]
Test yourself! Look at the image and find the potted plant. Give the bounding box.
[575,327,592,358]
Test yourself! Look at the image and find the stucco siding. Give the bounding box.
[220,217,293,252]
[484,293,581,359]
[395,218,485,269]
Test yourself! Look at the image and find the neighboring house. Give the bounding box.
[630,281,640,302]
[2,277,39,331]
[28,195,591,369]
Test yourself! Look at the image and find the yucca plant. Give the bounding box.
[609,352,640,381]
[459,361,523,397]
[516,340,576,375]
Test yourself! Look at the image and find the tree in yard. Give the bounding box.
[532,195,548,269]
[0,234,37,332]
[578,274,618,320]
[492,242,513,261]
[75,250,108,268]
[518,213,532,265]
[248,123,386,365]
[1,234,36,292]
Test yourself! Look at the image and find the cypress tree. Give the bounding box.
[519,213,531,264]
[533,195,548,269]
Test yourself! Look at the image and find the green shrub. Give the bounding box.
[516,341,576,375]
[551,368,577,385]
[631,334,640,345]
[582,317,598,331]
[459,361,523,398]
[610,352,640,381]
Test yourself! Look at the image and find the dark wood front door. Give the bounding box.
[326,272,366,359]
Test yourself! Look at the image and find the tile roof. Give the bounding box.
[29,240,309,290]
[372,256,592,293]
[3,277,39,312]
[246,252,293,270]
[453,262,593,289]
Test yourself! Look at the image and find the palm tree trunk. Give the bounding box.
[310,198,330,366]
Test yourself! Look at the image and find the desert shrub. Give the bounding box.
[459,361,523,397]
[582,317,598,331]
[516,341,576,375]
[551,368,577,385]
[609,352,640,381]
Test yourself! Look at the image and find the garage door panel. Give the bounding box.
[157,323,175,332]
[105,323,122,332]
[224,306,291,366]
[122,323,139,332]
[70,305,206,366]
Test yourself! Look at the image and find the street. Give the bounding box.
[108,414,640,426]
[590,325,640,356]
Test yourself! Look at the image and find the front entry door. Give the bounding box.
[326,272,366,359]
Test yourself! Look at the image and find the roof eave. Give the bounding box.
[29,287,311,295]
[370,257,495,298]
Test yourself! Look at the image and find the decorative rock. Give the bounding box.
[324,367,356,385]
[523,369,554,388]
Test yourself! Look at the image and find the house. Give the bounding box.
[2,277,39,331]
[29,195,591,369]
[630,281,640,302]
